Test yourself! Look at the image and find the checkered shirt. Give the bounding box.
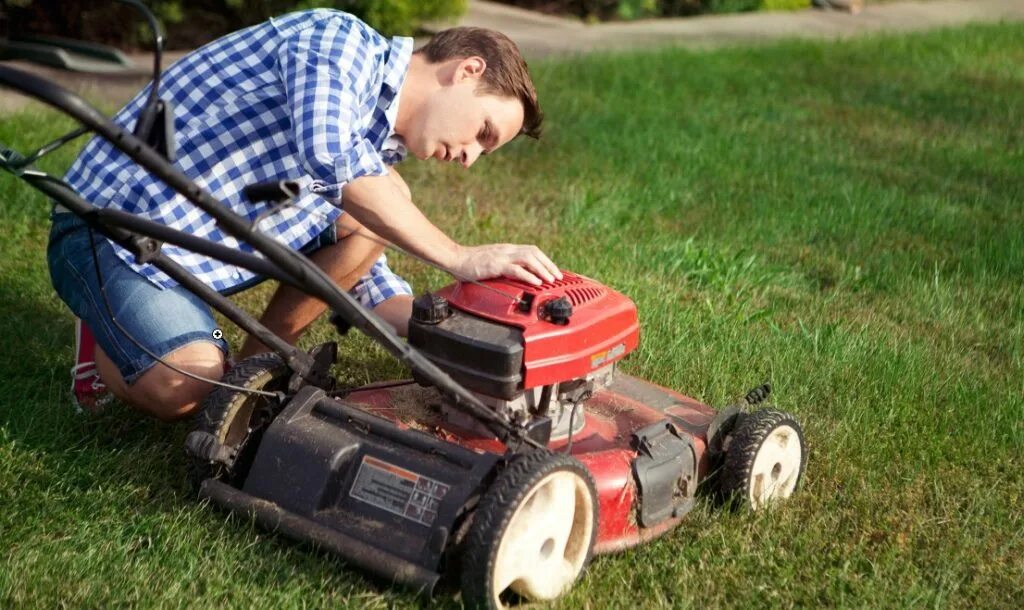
[64,10,413,308]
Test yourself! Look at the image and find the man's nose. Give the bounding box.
[460,145,483,169]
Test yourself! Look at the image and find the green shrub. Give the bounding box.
[615,0,659,20]
[347,0,468,35]
[0,0,467,48]
[704,0,760,13]
[219,0,467,35]
[760,0,808,9]
[235,0,468,35]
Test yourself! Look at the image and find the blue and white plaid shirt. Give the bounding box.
[64,10,412,307]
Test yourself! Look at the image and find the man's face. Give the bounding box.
[406,59,525,169]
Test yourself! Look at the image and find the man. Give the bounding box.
[49,10,560,422]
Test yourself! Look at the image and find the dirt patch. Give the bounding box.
[585,393,635,418]
[349,383,445,432]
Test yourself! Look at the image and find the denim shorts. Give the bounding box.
[47,210,337,384]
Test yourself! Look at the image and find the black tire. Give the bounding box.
[186,352,291,494]
[719,409,806,510]
[461,451,598,610]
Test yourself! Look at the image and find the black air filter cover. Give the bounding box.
[408,308,524,400]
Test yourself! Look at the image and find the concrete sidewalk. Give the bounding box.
[1,0,1022,114]
[436,0,1024,57]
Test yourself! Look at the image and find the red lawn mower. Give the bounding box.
[0,4,806,608]
[185,270,806,609]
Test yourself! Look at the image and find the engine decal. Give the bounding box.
[591,342,626,369]
[349,455,450,526]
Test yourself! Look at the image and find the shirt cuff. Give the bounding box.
[352,270,413,309]
[309,137,389,200]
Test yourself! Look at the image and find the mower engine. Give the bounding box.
[408,271,639,441]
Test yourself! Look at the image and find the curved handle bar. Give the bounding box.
[0,64,536,448]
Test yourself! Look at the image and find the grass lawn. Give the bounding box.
[1,22,1022,609]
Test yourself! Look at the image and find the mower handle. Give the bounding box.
[0,63,542,451]
[243,179,300,203]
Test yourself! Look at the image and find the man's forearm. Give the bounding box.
[342,172,562,286]
[342,174,462,270]
[386,166,412,201]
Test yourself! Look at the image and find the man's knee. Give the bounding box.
[336,214,385,251]
[127,342,224,422]
[336,213,365,238]
[333,215,387,271]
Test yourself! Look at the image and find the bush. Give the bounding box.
[339,0,468,35]
[760,0,808,9]
[0,0,467,49]
[705,0,760,13]
[224,0,467,35]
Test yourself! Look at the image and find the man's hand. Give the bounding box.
[451,244,562,286]
[342,174,561,286]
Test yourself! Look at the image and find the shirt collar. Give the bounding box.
[383,36,413,102]
[381,36,413,163]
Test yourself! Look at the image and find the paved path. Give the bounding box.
[435,0,1024,57]
[1,0,1022,114]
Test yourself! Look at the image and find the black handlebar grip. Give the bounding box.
[243,179,300,203]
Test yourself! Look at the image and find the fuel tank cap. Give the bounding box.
[412,293,451,325]
[540,296,573,325]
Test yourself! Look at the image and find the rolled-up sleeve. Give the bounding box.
[351,254,413,309]
[277,16,388,202]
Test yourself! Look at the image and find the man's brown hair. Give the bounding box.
[416,27,542,139]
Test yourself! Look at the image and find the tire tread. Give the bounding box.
[186,352,290,493]
[718,409,806,508]
[460,451,598,610]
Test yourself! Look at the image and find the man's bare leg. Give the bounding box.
[239,214,385,358]
[90,214,381,418]
[373,294,414,337]
[96,341,225,422]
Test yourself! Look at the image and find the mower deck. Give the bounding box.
[345,373,717,554]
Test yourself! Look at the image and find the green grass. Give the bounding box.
[2,22,1023,608]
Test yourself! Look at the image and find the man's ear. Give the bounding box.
[454,56,487,84]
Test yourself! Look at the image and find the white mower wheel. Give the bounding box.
[719,409,806,510]
[460,451,598,610]
[185,352,290,494]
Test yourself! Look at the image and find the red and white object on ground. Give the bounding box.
[71,318,112,414]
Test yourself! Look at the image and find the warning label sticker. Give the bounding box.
[348,455,450,527]
[591,342,626,369]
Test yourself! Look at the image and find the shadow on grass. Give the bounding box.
[805,84,1023,207]
[1,266,448,606]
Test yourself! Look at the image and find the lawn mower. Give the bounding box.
[0,4,806,607]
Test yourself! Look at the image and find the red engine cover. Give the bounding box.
[436,271,640,390]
